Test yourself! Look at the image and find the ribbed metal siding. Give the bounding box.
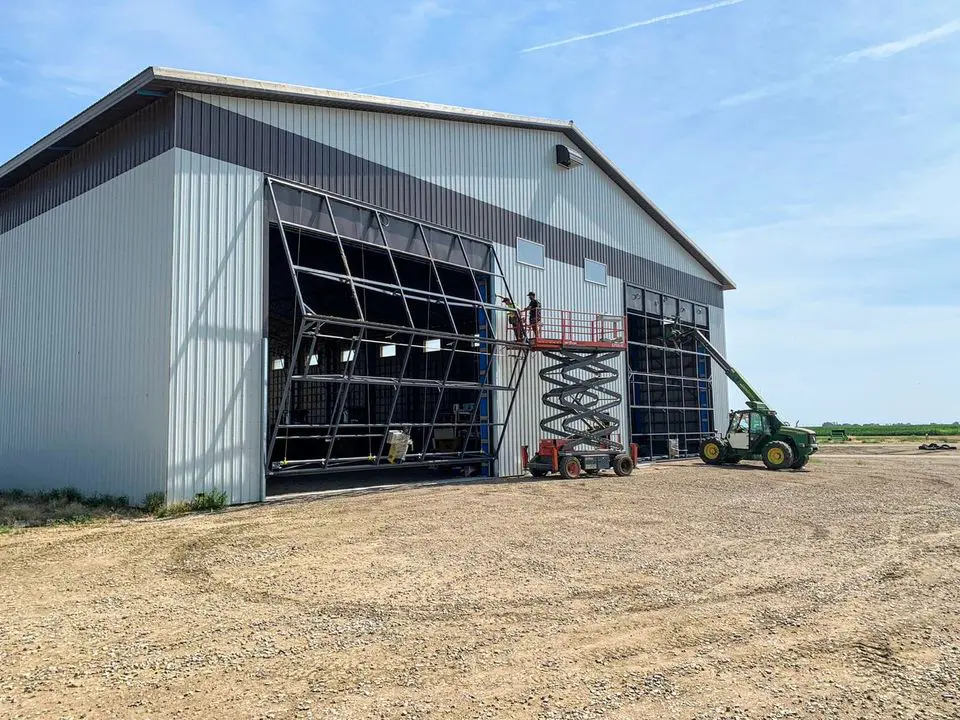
[492,252,628,477]
[167,149,264,505]
[0,152,175,502]
[183,92,719,287]
[707,304,730,431]
[0,97,174,234]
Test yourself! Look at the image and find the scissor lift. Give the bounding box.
[520,310,638,479]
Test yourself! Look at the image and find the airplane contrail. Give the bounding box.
[351,0,748,93]
[520,0,747,53]
[719,18,960,108]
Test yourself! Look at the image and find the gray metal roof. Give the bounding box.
[0,66,734,290]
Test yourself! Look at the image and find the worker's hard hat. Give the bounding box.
[527,291,536,297]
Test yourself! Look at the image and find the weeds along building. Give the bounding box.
[0,67,735,505]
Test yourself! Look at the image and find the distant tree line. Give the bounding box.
[813,422,959,437]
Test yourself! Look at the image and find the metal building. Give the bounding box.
[0,67,734,505]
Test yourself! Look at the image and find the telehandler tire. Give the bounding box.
[699,439,725,465]
[762,441,794,470]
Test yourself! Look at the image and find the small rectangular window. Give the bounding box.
[584,259,607,286]
[662,296,678,320]
[516,237,544,268]
[694,305,709,327]
[645,292,662,316]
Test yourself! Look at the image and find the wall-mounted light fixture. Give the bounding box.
[555,144,584,169]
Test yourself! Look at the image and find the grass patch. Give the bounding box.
[151,490,228,519]
[155,501,192,518]
[813,423,959,438]
[0,487,229,529]
[0,488,142,529]
[190,490,228,512]
[144,492,166,515]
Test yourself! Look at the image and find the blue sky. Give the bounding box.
[1,0,958,424]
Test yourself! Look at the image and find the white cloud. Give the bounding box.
[718,78,803,108]
[719,18,960,108]
[724,303,960,424]
[710,153,960,423]
[841,19,960,62]
[352,0,749,93]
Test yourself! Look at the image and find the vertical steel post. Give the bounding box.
[266,318,308,466]
[323,330,365,467]
[416,223,458,335]
[323,195,366,321]
[421,338,459,459]
[375,213,415,328]
[374,336,415,464]
[493,347,531,460]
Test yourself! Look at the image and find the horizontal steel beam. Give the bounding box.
[277,422,506,429]
[267,455,492,477]
[292,263,499,311]
[304,312,523,348]
[288,374,515,392]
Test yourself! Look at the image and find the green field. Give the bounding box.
[812,423,959,438]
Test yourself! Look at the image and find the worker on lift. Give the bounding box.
[499,295,525,342]
[524,291,541,343]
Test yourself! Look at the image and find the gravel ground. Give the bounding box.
[1,447,958,719]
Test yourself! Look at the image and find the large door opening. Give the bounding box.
[264,178,528,486]
[625,286,715,459]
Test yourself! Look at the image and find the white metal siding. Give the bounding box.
[0,152,175,502]
[167,150,264,505]
[493,252,628,477]
[184,93,717,284]
[707,304,730,432]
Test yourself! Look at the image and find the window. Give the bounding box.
[695,305,709,327]
[516,237,544,268]
[662,296,678,319]
[584,259,607,286]
[624,285,715,460]
[645,292,662,316]
[626,285,644,311]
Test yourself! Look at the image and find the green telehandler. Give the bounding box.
[665,322,818,470]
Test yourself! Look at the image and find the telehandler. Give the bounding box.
[666,322,818,470]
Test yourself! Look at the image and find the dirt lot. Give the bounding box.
[1,446,958,720]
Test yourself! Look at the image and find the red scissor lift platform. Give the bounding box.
[518,309,638,479]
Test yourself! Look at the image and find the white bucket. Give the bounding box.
[668,438,680,458]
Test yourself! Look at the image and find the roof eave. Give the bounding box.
[563,124,735,291]
[0,67,158,182]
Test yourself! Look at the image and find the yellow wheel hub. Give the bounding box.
[767,447,784,464]
[704,444,720,460]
